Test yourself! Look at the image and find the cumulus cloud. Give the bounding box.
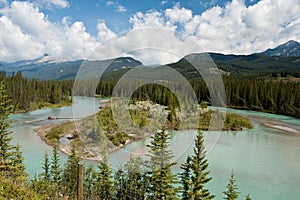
[165,3,192,24]
[0,0,299,65]
[0,1,101,61]
[130,0,300,55]
[97,20,116,42]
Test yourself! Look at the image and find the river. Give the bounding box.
[9,97,300,200]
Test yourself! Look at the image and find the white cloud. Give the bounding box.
[105,1,114,7]
[161,1,168,5]
[0,0,299,65]
[165,3,193,24]
[0,1,102,61]
[116,5,127,12]
[129,0,300,55]
[129,11,175,30]
[97,20,116,42]
[33,0,69,9]
[105,1,127,12]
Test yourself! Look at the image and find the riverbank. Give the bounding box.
[263,122,300,135]
[14,101,72,114]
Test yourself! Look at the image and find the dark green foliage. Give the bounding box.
[180,131,214,200]
[61,146,80,198]
[180,156,192,200]
[0,71,73,113]
[95,154,113,200]
[41,152,50,181]
[223,171,239,200]
[10,144,27,181]
[50,146,62,183]
[191,131,214,200]
[146,129,179,200]
[113,156,149,200]
[0,81,14,173]
[84,164,98,198]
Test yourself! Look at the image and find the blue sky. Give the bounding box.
[32,0,261,35]
[0,0,299,64]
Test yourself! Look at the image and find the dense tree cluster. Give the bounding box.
[0,72,73,112]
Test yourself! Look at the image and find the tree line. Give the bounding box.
[0,72,73,113]
[94,76,300,118]
[1,71,299,118]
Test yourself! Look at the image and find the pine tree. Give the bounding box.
[180,156,192,200]
[84,164,97,199]
[61,146,80,198]
[146,129,179,200]
[223,171,239,200]
[0,81,14,173]
[95,153,113,200]
[10,144,27,181]
[113,168,127,200]
[41,152,50,181]
[190,131,214,200]
[50,146,62,183]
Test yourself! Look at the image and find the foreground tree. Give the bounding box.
[146,129,179,200]
[180,131,214,200]
[223,171,239,200]
[61,146,80,198]
[95,153,113,200]
[114,156,149,200]
[0,81,14,173]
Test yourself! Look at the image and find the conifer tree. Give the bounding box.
[180,156,192,200]
[84,164,97,199]
[95,153,113,200]
[50,146,62,183]
[10,144,27,181]
[223,171,239,200]
[113,168,126,200]
[146,129,179,200]
[0,81,14,173]
[190,131,214,200]
[61,146,80,197]
[42,152,50,181]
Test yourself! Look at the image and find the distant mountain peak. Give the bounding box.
[263,40,300,57]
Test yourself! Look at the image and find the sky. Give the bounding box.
[0,0,299,64]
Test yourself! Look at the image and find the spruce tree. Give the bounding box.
[190,131,214,200]
[245,194,252,200]
[180,156,192,200]
[61,146,80,197]
[42,152,50,181]
[223,171,239,200]
[95,153,113,200]
[50,146,62,183]
[113,168,126,200]
[146,129,179,200]
[84,164,97,199]
[10,144,27,181]
[0,81,14,173]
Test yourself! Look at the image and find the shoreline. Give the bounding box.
[262,122,300,135]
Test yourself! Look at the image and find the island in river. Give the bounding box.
[34,100,253,161]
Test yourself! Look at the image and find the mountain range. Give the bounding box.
[0,40,299,80]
